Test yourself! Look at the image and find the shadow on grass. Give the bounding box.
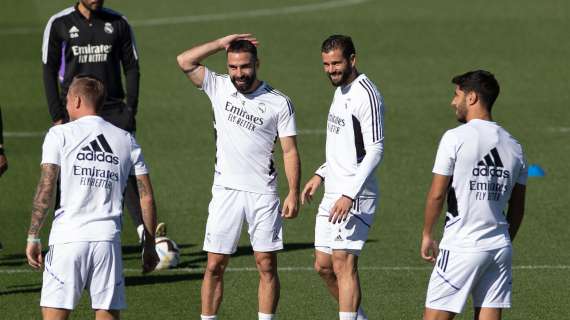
[176,242,315,268]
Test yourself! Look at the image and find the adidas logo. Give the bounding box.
[69,26,79,38]
[334,235,343,242]
[76,134,119,165]
[472,147,510,178]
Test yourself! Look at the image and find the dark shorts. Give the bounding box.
[99,102,136,133]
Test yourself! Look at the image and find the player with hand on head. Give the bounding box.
[26,75,159,320]
[301,35,385,320]
[421,70,527,320]
[177,34,301,320]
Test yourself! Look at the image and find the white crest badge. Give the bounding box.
[104,22,114,34]
[257,102,266,114]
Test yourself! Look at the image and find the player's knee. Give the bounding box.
[204,260,227,277]
[332,259,356,278]
[314,260,334,278]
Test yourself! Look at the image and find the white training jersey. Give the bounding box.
[41,116,148,245]
[200,67,296,194]
[315,74,384,199]
[433,119,527,252]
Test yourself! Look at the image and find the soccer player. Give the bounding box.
[25,75,159,320]
[421,70,527,320]
[177,34,301,320]
[301,35,385,320]
[41,0,151,242]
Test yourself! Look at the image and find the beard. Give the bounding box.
[327,66,353,87]
[81,0,104,11]
[454,99,468,123]
[231,71,257,93]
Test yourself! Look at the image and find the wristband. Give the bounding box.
[27,236,41,243]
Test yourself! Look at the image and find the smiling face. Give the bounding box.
[321,48,355,87]
[227,51,258,93]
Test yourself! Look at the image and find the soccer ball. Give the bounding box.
[154,236,180,270]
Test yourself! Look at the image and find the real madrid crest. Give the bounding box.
[104,22,114,34]
[257,102,266,114]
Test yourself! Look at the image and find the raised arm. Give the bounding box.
[135,174,159,273]
[421,173,450,264]
[26,163,60,269]
[506,183,526,241]
[280,136,301,219]
[176,34,257,87]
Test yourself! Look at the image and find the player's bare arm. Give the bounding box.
[176,34,258,87]
[506,183,526,241]
[26,163,59,269]
[280,136,300,219]
[136,174,160,273]
[421,173,450,263]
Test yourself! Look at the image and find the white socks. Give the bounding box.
[200,312,273,319]
[339,312,357,320]
[136,224,144,241]
[357,306,368,320]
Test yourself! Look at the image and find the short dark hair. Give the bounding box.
[70,75,106,112]
[452,70,500,111]
[321,35,356,60]
[227,40,258,61]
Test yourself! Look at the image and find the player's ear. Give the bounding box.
[349,53,356,68]
[467,91,478,106]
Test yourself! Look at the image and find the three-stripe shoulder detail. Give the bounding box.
[42,7,75,64]
[358,78,383,142]
[264,86,295,116]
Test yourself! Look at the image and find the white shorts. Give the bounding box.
[425,246,512,313]
[314,193,376,256]
[41,241,126,310]
[203,185,283,254]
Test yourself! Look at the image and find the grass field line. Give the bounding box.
[1,264,569,275]
[0,0,368,36]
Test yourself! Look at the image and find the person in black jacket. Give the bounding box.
[42,0,149,242]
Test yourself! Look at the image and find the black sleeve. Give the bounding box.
[120,19,140,115]
[42,19,66,122]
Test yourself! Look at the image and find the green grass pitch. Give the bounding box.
[1,0,569,319]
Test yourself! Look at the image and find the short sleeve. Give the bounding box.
[200,67,225,102]
[130,135,148,175]
[41,129,62,165]
[432,130,457,176]
[277,98,297,137]
[516,157,528,185]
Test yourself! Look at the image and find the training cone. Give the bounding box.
[528,164,545,177]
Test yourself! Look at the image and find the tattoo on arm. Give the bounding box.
[136,176,149,197]
[29,164,59,235]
